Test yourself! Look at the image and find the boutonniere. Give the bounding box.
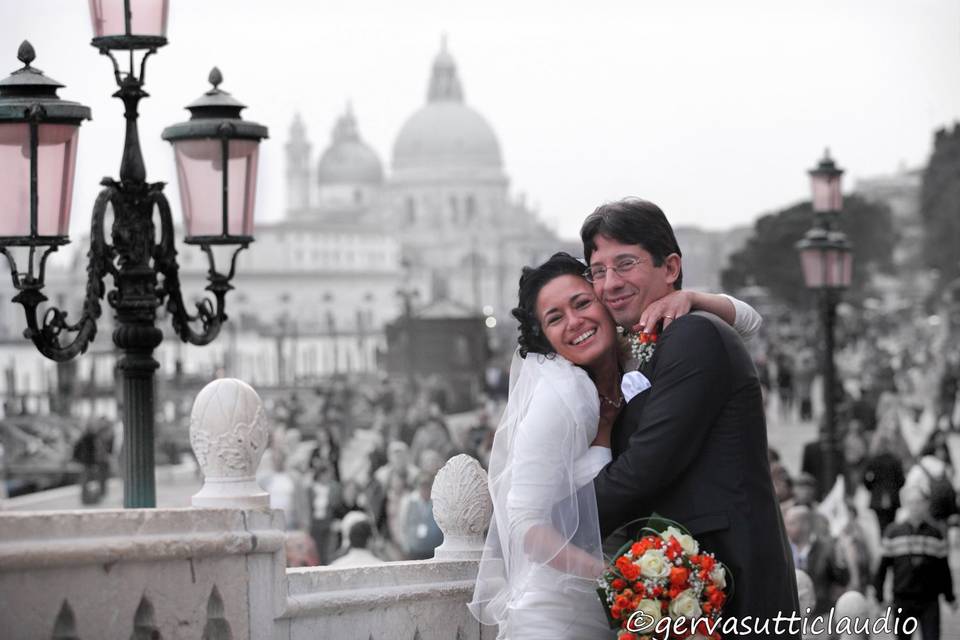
[628,331,658,368]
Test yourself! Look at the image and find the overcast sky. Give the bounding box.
[3,0,959,241]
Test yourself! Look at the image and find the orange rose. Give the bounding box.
[622,563,640,581]
[612,578,627,591]
[709,590,726,609]
[669,566,690,588]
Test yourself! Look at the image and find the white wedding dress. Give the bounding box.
[468,352,616,639]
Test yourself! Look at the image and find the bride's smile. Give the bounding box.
[535,274,617,369]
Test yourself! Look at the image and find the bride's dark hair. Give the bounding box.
[512,252,589,358]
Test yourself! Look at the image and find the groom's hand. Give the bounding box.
[634,290,694,334]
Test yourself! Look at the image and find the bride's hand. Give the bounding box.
[633,290,694,334]
[592,401,619,447]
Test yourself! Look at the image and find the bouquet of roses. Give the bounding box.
[597,516,732,640]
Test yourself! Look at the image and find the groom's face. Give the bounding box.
[589,234,678,328]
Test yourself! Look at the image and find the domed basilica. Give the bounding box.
[209,39,569,380]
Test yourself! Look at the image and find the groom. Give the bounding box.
[584,198,800,637]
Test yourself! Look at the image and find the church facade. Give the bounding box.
[281,39,569,324]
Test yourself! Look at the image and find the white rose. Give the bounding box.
[668,588,702,620]
[661,525,699,555]
[637,549,671,579]
[709,565,726,589]
[626,599,663,633]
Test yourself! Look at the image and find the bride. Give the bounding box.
[467,252,760,639]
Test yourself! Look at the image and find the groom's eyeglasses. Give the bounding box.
[583,256,646,283]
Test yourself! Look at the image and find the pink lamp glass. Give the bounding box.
[172,138,259,239]
[89,0,170,38]
[0,122,79,238]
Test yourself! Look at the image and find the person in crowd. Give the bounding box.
[832,590,872,640]
[789,473,832,540]
[310,426,340,482]
[401,471,443,560]
[904,433,957,531]
[374,440,419,490]
[771,460,795,515]
[784,504,850,614]
[308,461,343,565]
[409,416,456,463]
[793,472,819,508]
[873,484,956,640]
[835,504,875,596]
[262,449,301,529]
[940,352,959,431]
[801,437,832,502]
[795,570,817,640]
[383,468,412,560]
[756,354,772,408]
[842,421,870,493]
[330,519,384,568]
[776,351,795,421]
[795,349,816,423]
[73,421,110,504]
[863,430,905,532]
[416,448,445,476]
[284,530,320,568]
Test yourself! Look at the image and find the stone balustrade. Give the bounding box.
[0,507,286,639]
[0,378,495,640]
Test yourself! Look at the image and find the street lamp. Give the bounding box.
[795,149,853,496]
[0,5,268,507]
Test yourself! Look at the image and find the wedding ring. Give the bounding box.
[664,315,674,319]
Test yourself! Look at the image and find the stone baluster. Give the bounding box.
[430,454,492,561]
[189,378,270,509]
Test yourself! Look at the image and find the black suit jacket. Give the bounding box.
[595,312,800,638]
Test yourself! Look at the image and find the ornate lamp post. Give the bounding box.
[795,149,853,495]
[0,2,268,508]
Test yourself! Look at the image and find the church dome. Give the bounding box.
[392,40,502,172]
[317,106,384,185]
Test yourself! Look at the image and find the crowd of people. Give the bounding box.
[254,374,499,568]
[765,306,960,639]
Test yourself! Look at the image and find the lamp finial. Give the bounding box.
[17,41,35,67]
[208,67,223,90]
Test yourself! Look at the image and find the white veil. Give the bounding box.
[468,349,605,634]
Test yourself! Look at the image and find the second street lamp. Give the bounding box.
[0,4,268,508]
[795,149,853,497]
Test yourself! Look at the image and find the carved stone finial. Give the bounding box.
[17,41,35,67]
[430,454,492,561]
[190,378,269,509]
[209,67,223,90]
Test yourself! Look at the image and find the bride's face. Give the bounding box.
[536,274,617,368]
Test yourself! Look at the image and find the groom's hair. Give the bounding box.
[580,198,683,290]
[512,252,587,358]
